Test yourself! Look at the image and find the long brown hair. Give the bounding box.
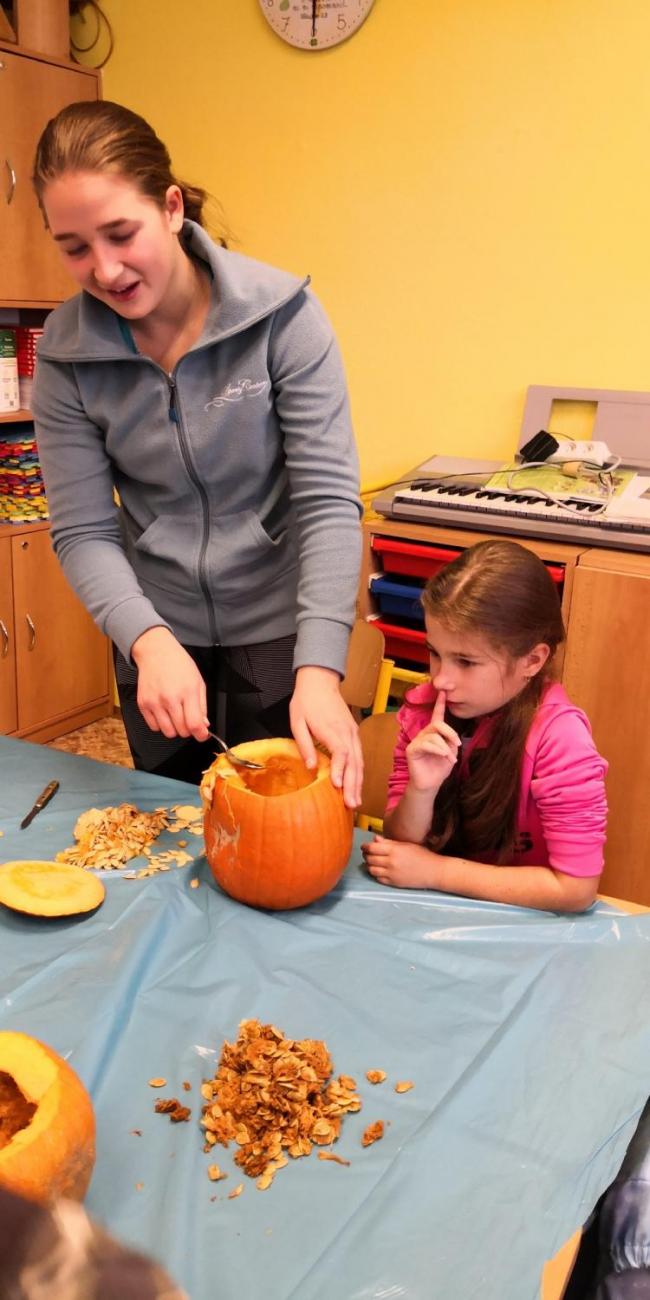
[420,540,565,861]
[32,100,220,236]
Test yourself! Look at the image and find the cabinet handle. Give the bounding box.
[25,615,36,650]
[5,159,16,205]
[0,620,8,658]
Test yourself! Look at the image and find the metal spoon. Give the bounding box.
[207,731,265,771]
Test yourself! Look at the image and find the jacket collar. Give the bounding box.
[37,221,310,363]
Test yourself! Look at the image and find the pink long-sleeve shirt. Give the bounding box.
[386,681,608,878]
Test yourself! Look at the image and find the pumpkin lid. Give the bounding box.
[0,861,105,917]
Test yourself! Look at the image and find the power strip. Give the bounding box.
[545,438,612,468]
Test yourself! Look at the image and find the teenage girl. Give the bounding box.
[31,101,362,803]
[362,540,608,911]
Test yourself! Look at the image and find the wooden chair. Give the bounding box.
[340,620,389,720]
[356,710,400,831]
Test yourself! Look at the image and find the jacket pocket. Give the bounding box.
[206,509,297,604]
[132,513,202,598]
[131,509,297,606]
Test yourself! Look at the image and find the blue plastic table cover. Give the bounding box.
[1,735,650,1300]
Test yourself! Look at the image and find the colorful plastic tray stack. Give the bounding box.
[14,326,43,410]
[0,423,49,524]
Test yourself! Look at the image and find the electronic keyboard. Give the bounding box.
[380,473,650,551]
[373,382,650,554]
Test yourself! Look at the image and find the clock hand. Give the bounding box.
[311,0,317,38]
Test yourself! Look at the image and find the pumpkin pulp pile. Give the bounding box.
[200,739,353,910]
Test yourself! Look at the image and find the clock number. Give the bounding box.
[337,14,347,30]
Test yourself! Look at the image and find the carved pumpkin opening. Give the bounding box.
[238,754,317,798]
[0,1072,37,1150]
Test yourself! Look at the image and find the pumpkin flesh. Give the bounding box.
[0,860,105,917]
[0,1032,95,1203]
[201,739,353,910]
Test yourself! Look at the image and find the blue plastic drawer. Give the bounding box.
[370,576,425,624]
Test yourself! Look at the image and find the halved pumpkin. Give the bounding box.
[0,860,105,917]
[0,1031,95,1203]
[200,738,353,910]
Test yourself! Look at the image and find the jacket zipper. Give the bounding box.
[167,374,219,644]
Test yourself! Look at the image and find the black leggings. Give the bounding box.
[113,634,296,785]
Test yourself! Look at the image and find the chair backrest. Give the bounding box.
[340,620,385,718]
[357,711,400,823]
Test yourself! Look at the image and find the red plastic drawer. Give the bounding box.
[372,536,565,589]
[544,564,565,587]
[371,537,462,579]
[374,620,429,665]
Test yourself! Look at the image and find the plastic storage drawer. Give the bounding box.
[373,620,429,665]
[369,576,425,623]
[371,537,462,579]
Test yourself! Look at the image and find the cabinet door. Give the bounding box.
[0,537,17,732]
[0,51,98,304]
[562,559,650,905]
[12,530,108,731]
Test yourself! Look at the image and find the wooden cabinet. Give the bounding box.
[0,539,17,732]
[0,522,111,741]
[0,42,110,742]
[0,43,99,306]
[361,517,650,905]
[562,549,650,905]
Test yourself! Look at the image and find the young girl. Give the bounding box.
[362,540,608,912]
[30,101,362,804]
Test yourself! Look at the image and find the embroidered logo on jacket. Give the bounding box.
[205,378,268,411]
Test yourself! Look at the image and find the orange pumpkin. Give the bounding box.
[200,738,353,910]
[0,1032,95,1203]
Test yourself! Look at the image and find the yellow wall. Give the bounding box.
[99,0,650,489]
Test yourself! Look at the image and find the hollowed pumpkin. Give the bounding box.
[0,1032,95,1203]
[200,738,353,910]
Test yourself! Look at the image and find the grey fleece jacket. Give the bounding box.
[32,222,362,675]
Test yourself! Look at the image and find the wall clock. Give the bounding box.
[259,1,375,50]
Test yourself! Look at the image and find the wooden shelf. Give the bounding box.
[0,519,49,539]
[0,409,33,424]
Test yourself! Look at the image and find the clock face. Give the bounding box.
[259,0,375,50]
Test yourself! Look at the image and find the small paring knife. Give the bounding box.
[20,780,60,830]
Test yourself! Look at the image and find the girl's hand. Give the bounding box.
[406,690,460,794]
[131,627,209,741]
[290,666,363,810]
[362,835,442,890]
